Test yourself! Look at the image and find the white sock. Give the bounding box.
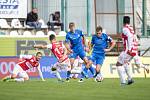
[53,71,62,80]
[117,66,126,84]
[124,63,132,81]
[14,78,24,82]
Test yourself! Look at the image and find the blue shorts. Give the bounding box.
[69,50,86,60]
[89,53,105,66]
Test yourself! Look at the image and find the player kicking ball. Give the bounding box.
[34,34,71,82]
[82,26,115,82]
[2,52,45,82]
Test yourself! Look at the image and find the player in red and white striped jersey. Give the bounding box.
[34,34,71,82]
[117,18,149,85]
[2,52,45,82]
[116,16,137,85]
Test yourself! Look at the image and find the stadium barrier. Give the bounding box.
[0,56,150,79]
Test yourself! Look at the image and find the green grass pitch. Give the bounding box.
[0,78,150,100]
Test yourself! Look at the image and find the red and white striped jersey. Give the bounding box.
[122,24,138,56]
[18,55,39,71]
[47,41,68,62]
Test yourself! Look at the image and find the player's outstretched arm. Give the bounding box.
[37,64,45,81]
[33,45,47,49]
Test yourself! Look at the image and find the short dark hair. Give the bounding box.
[49,34,56,41]
[96,26,103,32]
[69,22,75,28]
[36,52,42,56]
[123,16,130,24]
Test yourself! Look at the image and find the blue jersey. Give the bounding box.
[91,33,112,54]
[65,29,84,52]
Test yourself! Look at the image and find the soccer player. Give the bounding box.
[2,52,45,82]
[116,16,138,85]
[65,22,95,81]
[82,26,115,82]
[34,34,71,82]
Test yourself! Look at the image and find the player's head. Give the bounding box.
[96,26,103,37]
[123,16,130,25]
[49,34,56,42]
[69,22,75,32]
[36,52,42,61]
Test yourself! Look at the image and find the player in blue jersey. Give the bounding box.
[81,26,116,82]
[65,22,95,81]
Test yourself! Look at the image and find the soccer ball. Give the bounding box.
[72,74,79,79]
[95,76,104,82]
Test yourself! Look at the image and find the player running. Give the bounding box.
[2,52,45,82]
[116,16,136,85]
[81,26,115,82]
[34,34,71,82]
[65,22,95,82]
[115,16,148,85]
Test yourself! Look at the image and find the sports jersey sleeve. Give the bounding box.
[91,35,95,45]
[123,28,134,51]
[106,35,112,43]
[46,44,52,49]
[80,31,84,37]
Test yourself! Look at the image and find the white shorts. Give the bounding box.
[12,64,29,78]
[117,51,133,65]
[54,58,71,71]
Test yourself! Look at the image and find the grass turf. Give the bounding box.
[0,78,150,100]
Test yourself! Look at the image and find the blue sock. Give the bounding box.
[94,71,100,78]
[89,66,95,76]
[84,67,88,74]
[82,67,88,78]
[81,72,85,78]
[67,71,71,78]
